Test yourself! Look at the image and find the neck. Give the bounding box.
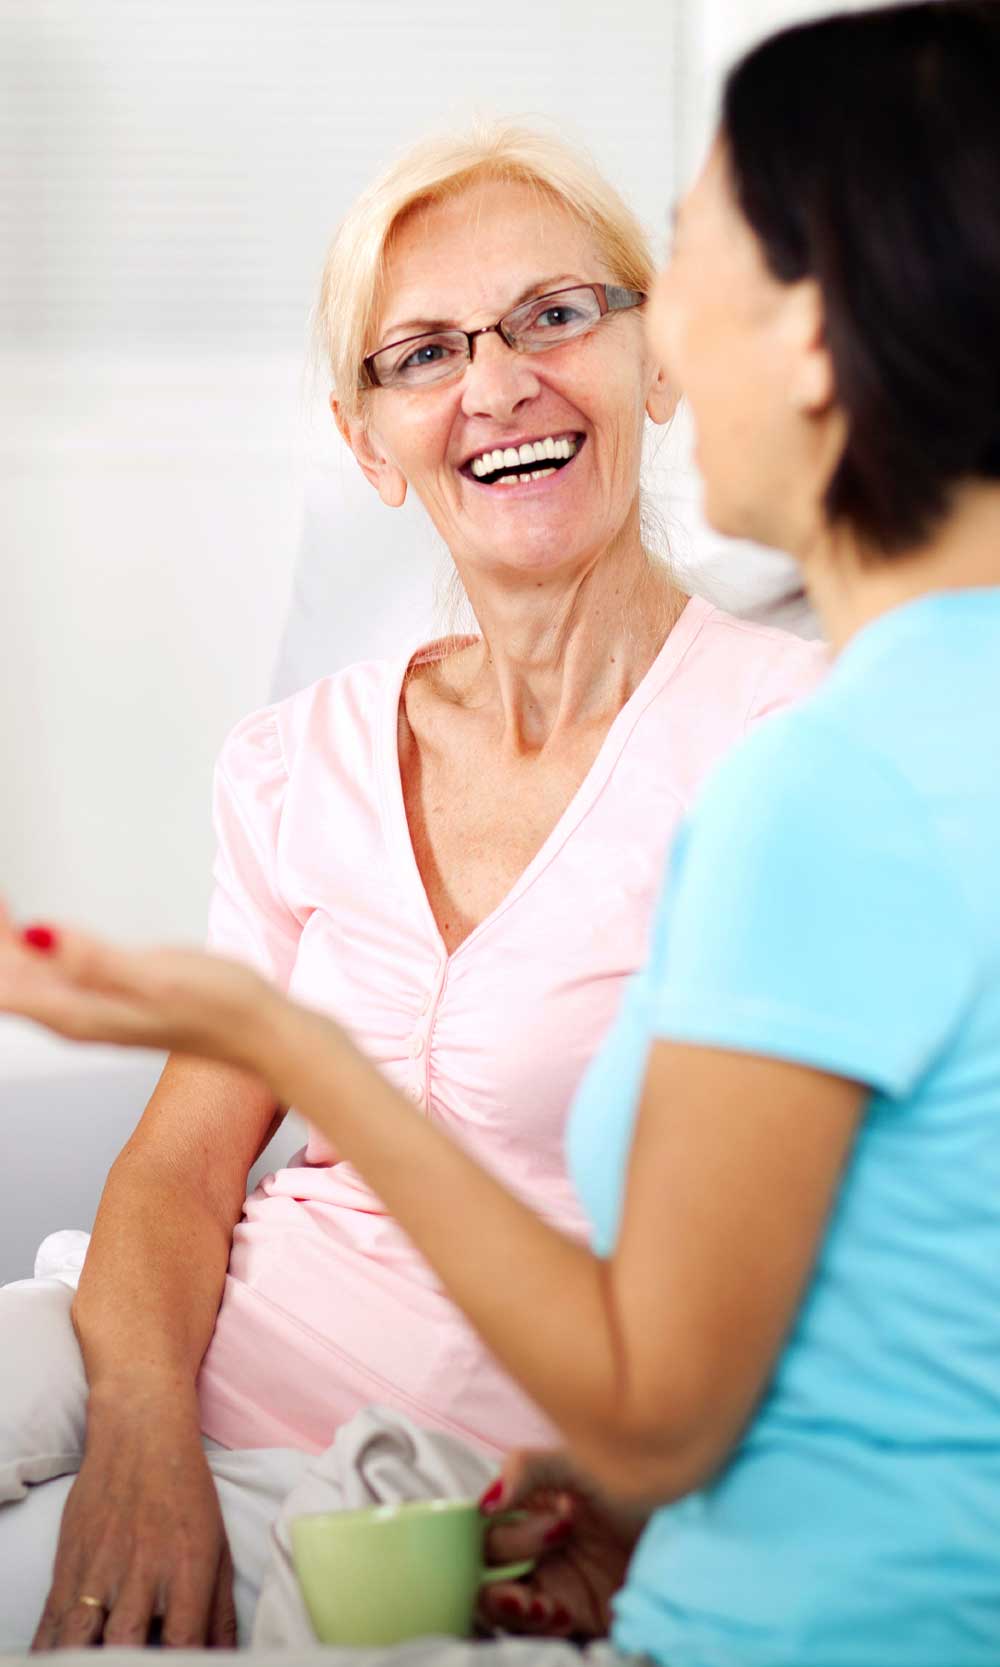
[800,480,1000,651]
[445,508,685,753]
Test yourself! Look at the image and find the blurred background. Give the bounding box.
[0,0,862,1265]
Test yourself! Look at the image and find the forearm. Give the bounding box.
[73,1148,234,1416]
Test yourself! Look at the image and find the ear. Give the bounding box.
[330,394,408,509]
[644,361,679,427]
[784,279,836,416]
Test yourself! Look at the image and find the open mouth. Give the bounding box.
[461,433,585,488]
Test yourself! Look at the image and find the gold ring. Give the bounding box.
[76,1595,106,1612]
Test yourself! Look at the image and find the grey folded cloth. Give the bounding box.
[252,1405,496,1648]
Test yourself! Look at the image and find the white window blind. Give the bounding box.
[0,0,677,353]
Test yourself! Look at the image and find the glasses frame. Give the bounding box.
[361,282,646,390]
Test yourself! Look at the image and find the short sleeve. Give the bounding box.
[648,712,975,1097]
[205,707,301,990]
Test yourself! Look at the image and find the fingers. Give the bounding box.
[0,925,172,1048]
[4,922,268,1063]
[32,1592,109,1651]
[481,1448,578,1513]
[51,1596,109,1650]
[485,1505,573,1566]
[0,960,153,1046]
[33,1568,164,1650]
[160,1564,215,1649]
[478,1580,573,1637]
[208,1551,239,1648]
[20,923,142,1000]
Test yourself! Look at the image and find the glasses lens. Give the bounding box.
[371,331,468,388]
[504,287,602,354]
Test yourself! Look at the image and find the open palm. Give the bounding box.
[0,904,269,1066]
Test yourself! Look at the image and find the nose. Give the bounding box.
[459,331,540,423]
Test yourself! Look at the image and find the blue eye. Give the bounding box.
[400,342,448,371]
[535,305,585,329]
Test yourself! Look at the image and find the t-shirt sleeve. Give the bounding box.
[648,712,975,1097]
[205,706,301,990]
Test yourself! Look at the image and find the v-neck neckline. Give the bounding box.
[376,594,712,964]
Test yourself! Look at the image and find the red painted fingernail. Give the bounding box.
[554,1604,572,1628]
[529,1599,547,1623]
[22,925,58,953]
[543,1518,573,1547]
[479,1479,505,1513]
[498,1594,525,1619]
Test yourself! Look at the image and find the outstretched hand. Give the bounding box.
[0,903,272,1068]
[478,1449,646,1640]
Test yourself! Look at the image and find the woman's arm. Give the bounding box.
[261,1001,864,1501]
[74,1052,279,1393]
[1,925,862,1507]
[34,1052,283,1649]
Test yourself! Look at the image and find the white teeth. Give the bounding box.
[466,435,580,481]
[530,467,556,479]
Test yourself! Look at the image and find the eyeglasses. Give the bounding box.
[362,283,645,391]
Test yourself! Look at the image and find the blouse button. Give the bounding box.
[409,1034,425,1059]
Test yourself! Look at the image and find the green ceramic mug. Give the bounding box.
[291,1497,535,1646]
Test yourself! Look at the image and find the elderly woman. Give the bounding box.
[0,125,822,1648]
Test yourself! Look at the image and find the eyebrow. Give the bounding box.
[377,274,583,348]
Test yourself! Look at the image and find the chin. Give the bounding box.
[699,481,764,546]
[479,516,610,577]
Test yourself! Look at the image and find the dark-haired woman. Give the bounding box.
[3,2,999,1662]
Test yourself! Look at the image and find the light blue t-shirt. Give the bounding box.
[567,590,1000,1666]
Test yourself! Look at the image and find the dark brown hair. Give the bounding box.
[722,1,1000,553]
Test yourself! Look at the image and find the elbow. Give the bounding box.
[574,1432,719,1512]
[567,1390,734,1510]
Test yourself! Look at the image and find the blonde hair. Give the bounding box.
[316,120,655,422]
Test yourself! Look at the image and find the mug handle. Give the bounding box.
[480,1557,536,1585]
[479,1509,536,1585]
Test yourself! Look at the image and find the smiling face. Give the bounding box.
[338,180,673,582]
[647,142,841,557]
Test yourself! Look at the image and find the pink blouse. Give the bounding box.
[196,598,827,1456]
